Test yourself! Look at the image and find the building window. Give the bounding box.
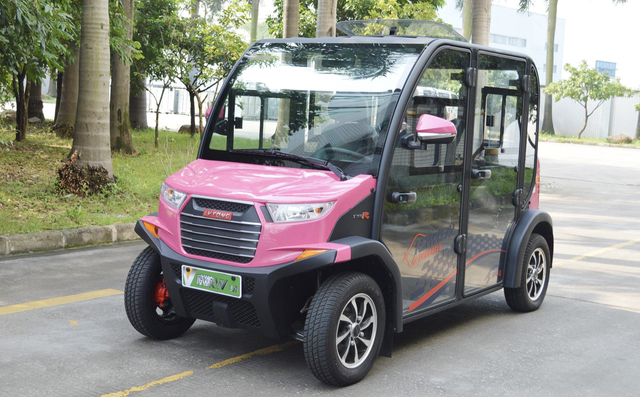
[596,60,616,78]
[491,34,526,47]
[508,37,526,47]
[490,34,507,44]
[545,43,559,52]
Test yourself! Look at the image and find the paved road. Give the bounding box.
[1,142,639,396]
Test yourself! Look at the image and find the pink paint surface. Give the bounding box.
[416,114,457,135]
[151,160,376,268]
[530,158,541,210]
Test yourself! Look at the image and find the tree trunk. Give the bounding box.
[462,0,473,41]
[54,72,63,124]
[71,0,114,177]
[130,75,148,129]
[153,85,167,148]
[275,0,299,145]
[541,0,558,135]
[471,0,491,46]
[56,42,80,129]
[13,73,31,142]
[189,88,196,136]
[250,0,260,42]
[47,75,57,97]
[109,0,134,154]
[28,80,45,121]
[577,106,588,139]
[283,0,299,38]
[635,110,640,141]
[316,0,337,37]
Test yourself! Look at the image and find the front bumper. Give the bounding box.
[135,221,337,339]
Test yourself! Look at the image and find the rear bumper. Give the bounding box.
[135,221,337,339]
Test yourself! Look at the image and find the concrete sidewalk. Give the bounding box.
[0,223,140,256]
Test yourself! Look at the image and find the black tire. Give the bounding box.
[504,233,551,312]
[124,246,195,339]
[303,272,385,386]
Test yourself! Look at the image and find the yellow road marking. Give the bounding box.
[101,341,298,396]
[0,289,123,316]
[100,371,194,397]
[207,340,299,369]
[556,238,640,266]
[69,320,78,326]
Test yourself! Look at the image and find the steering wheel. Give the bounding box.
[313,146,367,161]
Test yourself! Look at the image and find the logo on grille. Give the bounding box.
[202,209,233,220]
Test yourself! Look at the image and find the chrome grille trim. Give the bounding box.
[181,236,257,251]
[180,228,260,243]
[180,219,261,235]
[182,243,256,259]
[181,212,261,226]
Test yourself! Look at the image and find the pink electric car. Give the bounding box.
[125,20,554,386]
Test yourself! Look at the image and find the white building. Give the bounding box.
[437,2,565,86]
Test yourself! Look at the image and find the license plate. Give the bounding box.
[181,265,242,298]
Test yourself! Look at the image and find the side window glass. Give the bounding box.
[523,66,539,200]
[473,54,525,195]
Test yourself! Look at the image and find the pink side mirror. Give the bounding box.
[415,114,457,144]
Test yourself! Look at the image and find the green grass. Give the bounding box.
[0,123,201,236]
[540,132,640,146]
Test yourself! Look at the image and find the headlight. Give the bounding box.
[161,183,187,209]
[266,202,335,223]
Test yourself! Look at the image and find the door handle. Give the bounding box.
[471,169,492,180]
[390,191,417,204]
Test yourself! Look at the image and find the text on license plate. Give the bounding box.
[181,265,242,298]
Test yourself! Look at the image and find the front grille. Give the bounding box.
[180,197,262,264]
[183,288,261,328]
[169,262,255,295]
[193,198,252,213]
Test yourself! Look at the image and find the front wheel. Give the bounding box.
[504,233,551,312]
[303,272,385,386]
[124,246,195,339]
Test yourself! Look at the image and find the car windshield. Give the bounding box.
[202,41,425,176]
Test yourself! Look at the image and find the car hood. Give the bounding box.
[165,159,375,203]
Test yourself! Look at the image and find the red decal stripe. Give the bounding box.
[407,249,506,312]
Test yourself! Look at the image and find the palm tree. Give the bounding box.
[471,0,491,45]
[250,0,260,42]
[55,42,80,135]
[109,0,134,154]
[540,0,558,135]
[283,0,299,37]
[461,0,472,41]
[71,0,114,177]
[316,0,337,37]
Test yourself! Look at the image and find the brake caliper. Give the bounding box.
[154,279,170,308]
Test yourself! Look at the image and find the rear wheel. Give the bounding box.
[124,247,195,339]
[303,272,385,386]
[504,233,550,312]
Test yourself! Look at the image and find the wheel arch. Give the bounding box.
[504,209,554,288]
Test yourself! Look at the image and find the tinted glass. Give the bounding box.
[203,42,425,176]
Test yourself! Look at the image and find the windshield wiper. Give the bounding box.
[230,149,348,181]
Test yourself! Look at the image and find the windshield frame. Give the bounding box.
[199,37,431,176]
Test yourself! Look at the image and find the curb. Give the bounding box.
[0,223,140,256]
[540,138,640,149]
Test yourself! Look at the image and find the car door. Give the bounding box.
[381,47,471,315]
[462,52,527,295]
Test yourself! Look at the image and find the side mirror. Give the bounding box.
[403,114,457,149]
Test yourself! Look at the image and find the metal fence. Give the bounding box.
[145,83,220,116]
[540,91,639,139]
